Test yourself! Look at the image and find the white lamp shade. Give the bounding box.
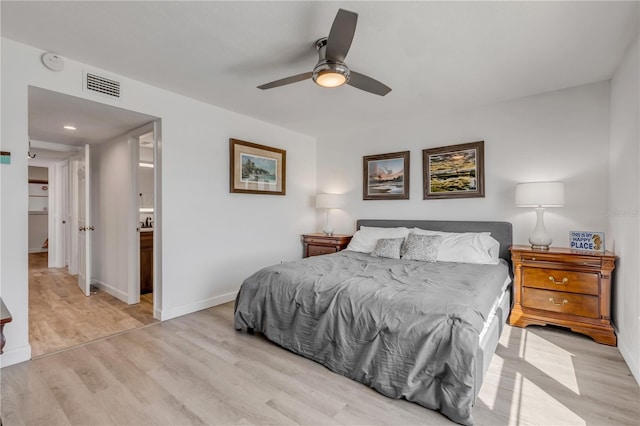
[316,193,343,209]
[515,182,564,207]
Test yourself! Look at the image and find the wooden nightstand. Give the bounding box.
[302,233,352,258]
[509,245,617,345]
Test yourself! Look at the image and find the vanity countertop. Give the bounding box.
[140,228,154,233]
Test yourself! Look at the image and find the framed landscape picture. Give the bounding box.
[423,141,484,199]
[363,151,410,200]
[230,138,286,195]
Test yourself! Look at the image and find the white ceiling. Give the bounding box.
[3,1,639,139]
[28,87,157,147]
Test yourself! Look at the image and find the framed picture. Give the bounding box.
[230,138,286,195]
[363,151,410,200]
[422,141,485,199]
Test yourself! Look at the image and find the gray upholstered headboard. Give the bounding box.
[356,219,513,263]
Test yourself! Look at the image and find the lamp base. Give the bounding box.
[530,244,550,251]
[528,207,553,251]
[322,209,333,236]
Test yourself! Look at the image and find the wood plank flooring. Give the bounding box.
[29,252,157,357]
[3,300,638,425]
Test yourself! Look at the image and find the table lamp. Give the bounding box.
[316,193,343,236]
[515,182,564,250]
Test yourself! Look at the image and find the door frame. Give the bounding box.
[152,120,162,320]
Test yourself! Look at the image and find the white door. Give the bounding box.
[77,144,92,296]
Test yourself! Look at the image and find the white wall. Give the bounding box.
[28,166,47,181]
[317,81,611,248]
[140,146,154,164]
[609,34,639,384]
[0,38,317,366]
[91,134,134,302]
[139,146,154,225]
[139,167,154,199]
[27,214,48,253]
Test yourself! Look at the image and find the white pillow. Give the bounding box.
[346,226,410,253]
[411,227,500,264]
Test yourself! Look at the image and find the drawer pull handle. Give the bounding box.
[548,276,568,285]
[548,297,568,306]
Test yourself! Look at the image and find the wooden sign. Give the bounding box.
[570,231,605,252]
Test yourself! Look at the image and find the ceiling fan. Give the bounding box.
[257,9,392,96]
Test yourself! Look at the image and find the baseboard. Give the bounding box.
[28,248,48,253]
[618,337,640,386]
[159,291,238,321]
[92,279,128,303]
[0,344,32,368]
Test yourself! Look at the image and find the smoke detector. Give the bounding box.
[41,53,64,72]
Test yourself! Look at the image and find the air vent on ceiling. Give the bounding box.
[83,71,121,99]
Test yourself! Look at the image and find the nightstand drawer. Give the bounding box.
[521,252,601,267]
[307,245,338,257]
[305,237,338,245]
[523,268,599,295]
[523,287,599,318]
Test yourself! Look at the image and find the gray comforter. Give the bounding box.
[234,251,510,425]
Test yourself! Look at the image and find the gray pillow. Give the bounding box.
[371,237,405,259]
[401,234,443,262]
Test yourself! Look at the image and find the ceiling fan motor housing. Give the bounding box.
[312,37,350,87]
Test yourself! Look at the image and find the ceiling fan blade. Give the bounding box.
[326,9,358,63]
[257,72,313,90]
[347,71,392,96]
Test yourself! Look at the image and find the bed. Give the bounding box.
[234,219,513,425]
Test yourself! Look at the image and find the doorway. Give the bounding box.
[27,86,162,358]
[28,166,50,256]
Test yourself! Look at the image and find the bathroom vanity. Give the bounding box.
[140,230,153,294]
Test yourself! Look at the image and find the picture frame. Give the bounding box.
[230,138,286,195]
[422,141,485,199]
[363,151,410,200]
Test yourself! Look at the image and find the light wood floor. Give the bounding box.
[3,300,638,425]
[29,252,157,358]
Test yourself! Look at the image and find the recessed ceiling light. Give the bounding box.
[63,125,76,131]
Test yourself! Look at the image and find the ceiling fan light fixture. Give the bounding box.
[315,70,347,88]
[313,62,350,88]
